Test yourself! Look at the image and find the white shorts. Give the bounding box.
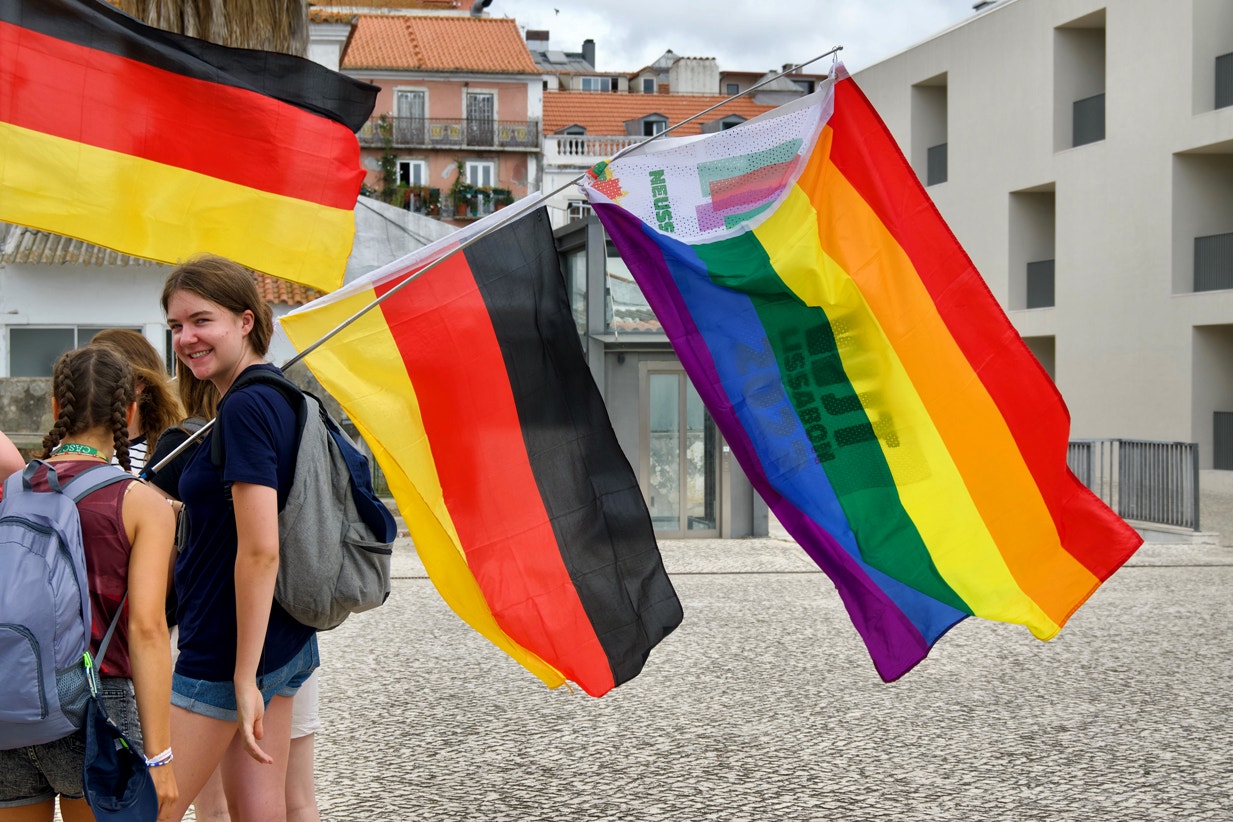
[290,669,321,739]
[171,626,322,738]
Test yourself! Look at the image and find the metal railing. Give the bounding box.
[1067,438,1200,530]
[357,117,540,150]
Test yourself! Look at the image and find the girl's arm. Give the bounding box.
[230,480,280,764]
[122,481,179,813]
[0,431,23,475]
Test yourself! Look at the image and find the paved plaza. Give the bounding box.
[309,532,1233,821]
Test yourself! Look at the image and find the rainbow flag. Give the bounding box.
[584,65,1142,681]
[280,202,682,697]
[0,0,376,291]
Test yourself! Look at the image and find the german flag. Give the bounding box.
[0,0,376,291]
[280,202,683,697]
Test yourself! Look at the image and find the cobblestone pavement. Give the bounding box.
[309,536,1233,821]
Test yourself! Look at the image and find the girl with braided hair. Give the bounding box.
[0,345,178,820]
[90,328,184,477]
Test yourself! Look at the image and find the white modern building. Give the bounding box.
[853,0,1233,470]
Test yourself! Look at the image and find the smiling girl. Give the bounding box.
[161,255,317,821]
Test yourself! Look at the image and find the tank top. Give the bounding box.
[32,460,136,678]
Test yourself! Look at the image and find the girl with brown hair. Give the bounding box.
[161,254,318,821]
[90,328,184,477]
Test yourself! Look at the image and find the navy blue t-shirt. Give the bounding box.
[174,364,315,682]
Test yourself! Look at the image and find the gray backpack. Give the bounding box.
[0,460,132,750]
[212,369,397,630]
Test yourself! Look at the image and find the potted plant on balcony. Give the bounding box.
[491,187,514,210]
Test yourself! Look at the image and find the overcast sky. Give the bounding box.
[489,0,984,76]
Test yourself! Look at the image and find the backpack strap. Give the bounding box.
[86,592,128,698]
[177,416,208,436]
[210,368,309,478]
[60,463,133,503]
[9,460,131,500]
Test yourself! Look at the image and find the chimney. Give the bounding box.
[526,29,550,48]
[582,39,596,69]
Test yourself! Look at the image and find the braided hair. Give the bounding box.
[40,346,137,472]
[90,328,184,453]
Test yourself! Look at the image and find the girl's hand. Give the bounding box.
[235,680,273,764]
[150,763,179,819]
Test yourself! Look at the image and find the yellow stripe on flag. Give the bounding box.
[279,288,568,688]
[755,184,1062,637]
[797,126,1100,632]
[0,122,353,291]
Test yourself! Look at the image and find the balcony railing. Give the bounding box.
[359,117,540,150]
[543,134,649,161]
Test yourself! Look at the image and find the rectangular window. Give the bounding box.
[392,89,426,144]
[641,77,655,93]
[10,326,137,377]
[566,199,592,223]
[564,248,587,342]
[1216,411,1233,470]
[725,82,740,95]
[643,119,667,136]
[581,76,613,92]
[1218,53,1233,110]
[464,161,495,188]
[1072,92,1105,146]
[926,143,948,186]
[1195,232,1233,292]
[397,160,427,186]
[1026,259,1056,308]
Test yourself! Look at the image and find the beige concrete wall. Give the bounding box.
[854,0,1233,466]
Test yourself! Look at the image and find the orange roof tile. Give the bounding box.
[542,92,776,136]
[343,15,539,73]
[253,272,321,307]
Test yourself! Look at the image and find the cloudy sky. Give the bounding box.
[488,0,984,75]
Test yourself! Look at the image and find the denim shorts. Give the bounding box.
[0,679,141,808]
[171,635,319,723]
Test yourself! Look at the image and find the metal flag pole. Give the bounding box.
[144,46,843,477]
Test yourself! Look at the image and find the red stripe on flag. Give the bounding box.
[826,77,1137,579]
[0,20,362,210]
[373,256,616,693]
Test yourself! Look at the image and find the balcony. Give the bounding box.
[358,116,540,151]
[543,134,650,165]
[377,184,515,221]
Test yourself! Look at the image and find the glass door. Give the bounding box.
[644,369,719,536]
[465,92,495,146]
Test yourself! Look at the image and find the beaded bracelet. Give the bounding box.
[145,747,174,767]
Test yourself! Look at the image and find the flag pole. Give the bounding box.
[144,46,843,476]
[280,45,842,372]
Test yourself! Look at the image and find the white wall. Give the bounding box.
[854,0,1233,463]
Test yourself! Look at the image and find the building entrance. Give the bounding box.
[642,369,719,536]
